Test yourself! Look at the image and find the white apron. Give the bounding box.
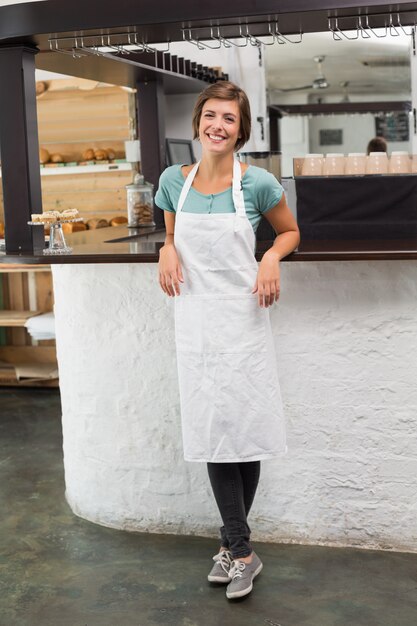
[174,159,287,462]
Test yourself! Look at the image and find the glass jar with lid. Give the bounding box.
[126,173,155,227]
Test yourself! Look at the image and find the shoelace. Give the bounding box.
[213,550,233,574]
[229,560,246,580]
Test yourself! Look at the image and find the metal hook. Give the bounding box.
[132,32,147,52]
[245,22,275,46]
[358,15,371,39]
[274,21,303,44]
[182,28,207,50]
[214,25,247,47]
[243,24,263,46]
[363,15,387,38]
[329,16,359,40]
[75,36,104,56]
[389,13,400,36]
[199,26,222,49]
[328,17,343,40]
[396,12,415,36]
[49,38,85,58]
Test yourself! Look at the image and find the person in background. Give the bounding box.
[156,81,299,601]
[366,136,388,155]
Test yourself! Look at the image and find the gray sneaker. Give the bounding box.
[208,549,234,583]
[226,552,263,599]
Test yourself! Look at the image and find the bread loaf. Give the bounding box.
[62,222,87,234]
[110,216,128,227]
[86,218,109,230]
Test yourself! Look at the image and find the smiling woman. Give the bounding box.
[156,80,300,600]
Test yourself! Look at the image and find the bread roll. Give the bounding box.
[50,153,64,163]
[39,147,50,164]
[82,148,95,161]
[106,148,116,160]
[110,216,128,226]
[94,149,108,161]
[86,218,109,230]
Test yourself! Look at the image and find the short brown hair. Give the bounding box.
[366,136,387,155]
[191,81,251,152]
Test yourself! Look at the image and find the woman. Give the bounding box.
[156,81,300,600]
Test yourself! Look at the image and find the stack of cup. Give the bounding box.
[323,153,345,176]
[388,151,410,174]
[366,152,388,175]
[301,154,323,176]
[345,153,367,176]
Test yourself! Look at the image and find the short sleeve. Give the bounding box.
[254,169,284,214]
[154,166,176,213]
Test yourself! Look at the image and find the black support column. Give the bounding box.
[136,78,166,229]
[0,46,43,253]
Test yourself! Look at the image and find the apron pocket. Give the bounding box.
[175,294,267,354]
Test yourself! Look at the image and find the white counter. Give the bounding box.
[51,260,417,552]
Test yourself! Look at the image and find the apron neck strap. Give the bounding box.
[177,162,200,214]
[176,159,246,217]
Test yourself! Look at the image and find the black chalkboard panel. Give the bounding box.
[295,175,417,240]
[375,112,409,142]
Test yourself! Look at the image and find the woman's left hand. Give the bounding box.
[252,251,280,307]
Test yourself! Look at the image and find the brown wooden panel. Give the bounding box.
[0,310,41,326]
[34,271,54,312]
[0,345,56,363]
[7,273,27,345]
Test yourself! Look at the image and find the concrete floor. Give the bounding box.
[1,389,417,626]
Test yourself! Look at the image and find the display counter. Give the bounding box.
[1,223,416,550]
[1,223,417,263]
[48,249,417,551]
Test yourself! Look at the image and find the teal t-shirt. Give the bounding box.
[155,164,283,233]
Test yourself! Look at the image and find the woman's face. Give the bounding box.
[199,98,241,156]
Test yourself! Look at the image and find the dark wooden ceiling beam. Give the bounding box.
[1,0,417,48]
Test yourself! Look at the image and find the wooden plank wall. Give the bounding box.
[0,84,133,221]
[1,269,54,348]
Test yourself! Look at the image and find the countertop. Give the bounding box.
[1,225,417,264]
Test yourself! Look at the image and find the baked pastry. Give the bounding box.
[110,216,128,226]
[31,213,44,222]
[39,147,50,164]
[94,149,108,161]
[50,153,64,163]
[86,218,109,229]
[61,208,80,220]
[41,211,60,223]
[82,148,95,160]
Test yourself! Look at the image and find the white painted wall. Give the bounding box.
[52,260,417,553]
[309,113,411,155]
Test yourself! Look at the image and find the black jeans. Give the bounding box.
[207,461,261,559]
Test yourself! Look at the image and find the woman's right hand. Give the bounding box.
[158,243,184,296]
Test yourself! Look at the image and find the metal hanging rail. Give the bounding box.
[48,9,416,60]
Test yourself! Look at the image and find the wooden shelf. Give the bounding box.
[0,162,132,178]
[0,311,41,327]
[0,346,59,387]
